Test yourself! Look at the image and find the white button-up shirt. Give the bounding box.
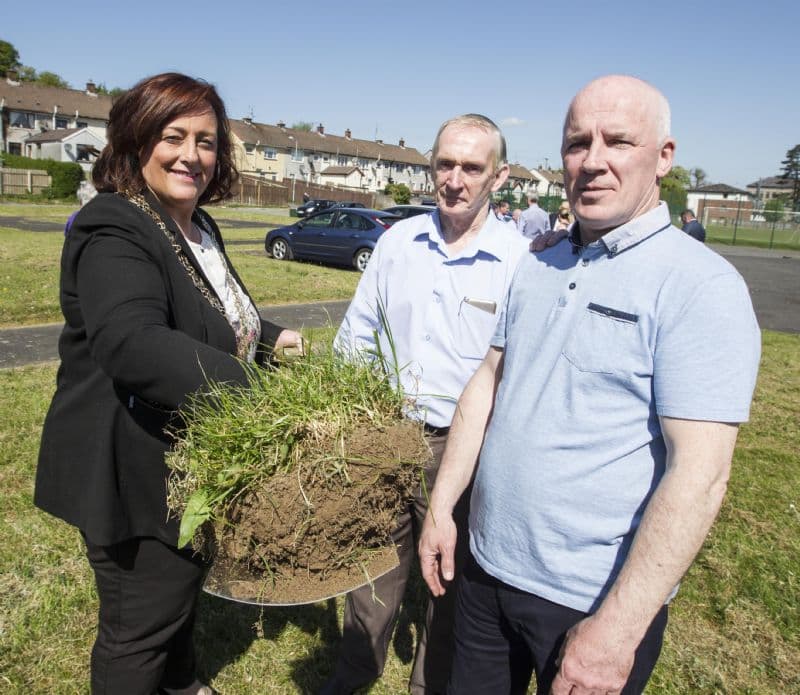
[335,208,529,428]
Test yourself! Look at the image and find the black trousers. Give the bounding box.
[448,555,668,695]
[332,432,470,694]
[84,535,208,695]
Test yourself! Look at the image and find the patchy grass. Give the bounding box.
[1,331,798,693]
[0,208,358,327]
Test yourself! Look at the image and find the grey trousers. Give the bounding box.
[331,432,470,694]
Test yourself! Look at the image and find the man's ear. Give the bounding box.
[656,138,676,180]
[492,164,510,192]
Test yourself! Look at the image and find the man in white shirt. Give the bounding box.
[323,114,529,695]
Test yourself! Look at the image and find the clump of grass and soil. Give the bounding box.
[166,345,430,604]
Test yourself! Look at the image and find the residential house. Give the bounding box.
[229,120,431,194]
[0,71,112,157]
[23,126,107,172]
[504,163,534,201]
[532,168,565,201]
[686,183,752,224]
[746,176,794,204]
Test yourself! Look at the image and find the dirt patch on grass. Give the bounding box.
[204,419,429,604]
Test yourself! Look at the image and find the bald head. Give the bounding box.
[561,75,676,240]
[564,75,671,146]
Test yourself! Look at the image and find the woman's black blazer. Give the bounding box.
[35,191,283,547]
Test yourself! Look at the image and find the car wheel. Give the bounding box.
[271,238,292,261]
[353,248,372,272]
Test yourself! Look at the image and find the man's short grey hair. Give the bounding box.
[431,114,507,169]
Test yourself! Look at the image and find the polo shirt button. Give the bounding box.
[569,282,576,290]
[425,335,431,341]
[582,259,589,266]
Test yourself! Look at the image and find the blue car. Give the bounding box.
[265,208,399,271]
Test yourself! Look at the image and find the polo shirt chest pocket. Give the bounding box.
[562,302,651,376]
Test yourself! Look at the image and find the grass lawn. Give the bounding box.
[0,331,797,693]
[706,223,800,251]
[0,205,358,327]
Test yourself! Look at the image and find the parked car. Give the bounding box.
[265,208,400,271]
[296,198,336,217]
[332,201,366,209]
[382,204,436,220]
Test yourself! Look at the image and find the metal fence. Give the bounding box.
[0,167,51,195]
[701,205,800,249]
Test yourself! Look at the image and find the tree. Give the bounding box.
[780,144,800,211]
[17,65,37,81]
[763,198,784,224]
[291,121,314,132]
[96,83,126,98]
[660,165,690,215]
[0,39,20,74]
[690,167,707,189]
[36,71,71,88]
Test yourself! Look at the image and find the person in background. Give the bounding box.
[518,191,551,239]
[549,201,573,231]
[35,72,302,695]
[681,208,706,242]
[494,199,511,221]
[325,114,530,695]
[419,74,760,695]
[511,207,522,226]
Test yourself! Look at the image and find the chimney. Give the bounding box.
[6,69,18,83]
[345,128,352,139]
[86,81,97,94]
[277,120,285,129]
[399,138,405,148]
[317,123,325,135]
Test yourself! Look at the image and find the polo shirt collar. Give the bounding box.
[570,201,672,257]
[416,206,511,261]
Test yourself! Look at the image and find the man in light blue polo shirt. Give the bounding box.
[518,191,551,239]
[324,115,530,695]
[419,76,761,695]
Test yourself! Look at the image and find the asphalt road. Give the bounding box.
[0,301,350,369]
[1,219,797,369]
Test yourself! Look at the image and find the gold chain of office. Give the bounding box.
[122,191,255,361]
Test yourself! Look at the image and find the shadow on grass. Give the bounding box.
[194,567,430,693]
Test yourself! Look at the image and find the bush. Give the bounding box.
[0,153,84,199]
[384,182,411,205]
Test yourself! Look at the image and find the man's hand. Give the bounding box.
[550,614,637,695]
[530,229,568,252]
[418,509,458,597]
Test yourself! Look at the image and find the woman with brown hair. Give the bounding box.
[35,72,302,694]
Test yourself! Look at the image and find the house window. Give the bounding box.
[291,149,304,162]
[56,117,69,129]
[337,156,347,166]
[245,144,255,153]
[264,148,277,159]
[8,142,22,155]
[10,111,35,128]
[323,153,329,162]
[77,121,88,128]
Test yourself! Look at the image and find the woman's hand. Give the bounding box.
[275,329,306,356]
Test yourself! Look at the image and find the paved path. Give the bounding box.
[0,300,350,369]
[1,243,797,370]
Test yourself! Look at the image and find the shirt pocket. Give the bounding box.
[456,299,500,360]
[562,302,650,376]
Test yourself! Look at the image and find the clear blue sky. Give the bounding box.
[7,0,799,188]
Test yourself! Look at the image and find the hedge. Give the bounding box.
[0,153,84,198]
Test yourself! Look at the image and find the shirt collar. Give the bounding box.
[414,205,512,262]
[570,201,672,257]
